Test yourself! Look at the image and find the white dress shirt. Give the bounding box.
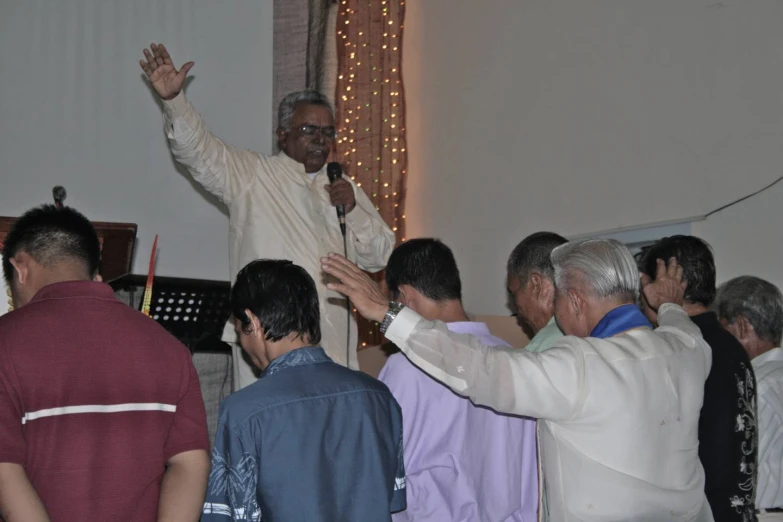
[753,347,783,509]
[385,303,715,521]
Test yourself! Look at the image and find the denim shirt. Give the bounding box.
[202,346,406,521]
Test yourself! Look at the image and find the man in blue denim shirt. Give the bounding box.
[202,259,406,521]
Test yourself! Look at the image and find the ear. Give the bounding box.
[277,128,288,146]
[248,309,260,328]
[240,309,262,337]
[529,273,542,295]
[396,284,418,309]
[734,315,755,343]
[93,273,103,282]
[9,255,30,285]
[568,289,584,317]
[537,275,556,299]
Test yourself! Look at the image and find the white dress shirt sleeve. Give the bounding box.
[344,179,395,273]
[162,92,262,205]
[385,307,586,421]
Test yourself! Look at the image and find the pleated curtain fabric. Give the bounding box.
[334,0,408,348]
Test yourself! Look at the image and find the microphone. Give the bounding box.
[52,186,67,209]
[327,162,347,237]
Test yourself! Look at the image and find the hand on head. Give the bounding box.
[139,43,194,101]
[641,257,686,311]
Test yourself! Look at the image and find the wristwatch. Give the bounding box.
[380,301,405,335]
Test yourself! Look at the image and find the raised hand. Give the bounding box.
[641,257,686,311]
[139,43,194,101]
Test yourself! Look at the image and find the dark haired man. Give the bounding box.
[506,231,568,351]
[0,205,210,521]
[378,239,538,521]
[639,235,758,521]
[202,259,406,521]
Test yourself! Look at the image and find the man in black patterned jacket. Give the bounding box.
[639,236,758,522]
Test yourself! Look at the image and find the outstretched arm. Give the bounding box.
[139,43,260,204]
[321,254,585,420]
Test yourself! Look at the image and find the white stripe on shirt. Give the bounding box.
[22,403,177,424]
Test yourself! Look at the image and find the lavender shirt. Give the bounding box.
[379,321,539,521]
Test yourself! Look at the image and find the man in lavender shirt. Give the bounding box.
[377,238,538,521]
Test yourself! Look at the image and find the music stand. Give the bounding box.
[110,274,232,354]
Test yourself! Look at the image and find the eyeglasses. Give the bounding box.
[295,124,337,139]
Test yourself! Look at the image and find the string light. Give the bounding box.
[336,0,407,346]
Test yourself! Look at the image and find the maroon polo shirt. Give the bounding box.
[0,280,209,521]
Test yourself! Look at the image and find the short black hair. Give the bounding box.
[385,238,462,302]
[231,259,321,345]
[637,235,716,306]
[506,232,568,282]
[2,204,101,285]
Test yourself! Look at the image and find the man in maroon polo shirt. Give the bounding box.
[0,205,210,521]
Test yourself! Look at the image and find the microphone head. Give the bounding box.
[327,162,342,184]
[52,186,66,206]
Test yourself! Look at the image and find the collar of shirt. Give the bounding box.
[443,321,492,337]
[688,311,721,330]
[277,151,326,181]
[590,304,652,338]
[262,346,332,378]
[753,346,783,368]
[29,280,117,304]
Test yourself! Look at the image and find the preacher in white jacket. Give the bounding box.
[322,239,715,522]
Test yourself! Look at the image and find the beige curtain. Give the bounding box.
[272,0,333,148]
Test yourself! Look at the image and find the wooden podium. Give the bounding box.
[0,217,137,313]
[0,217,137,282]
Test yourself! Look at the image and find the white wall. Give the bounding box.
[693,182,783,292]
[403,0,783,315]
[0,0,274,282]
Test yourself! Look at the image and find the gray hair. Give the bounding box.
[714,276,783,345]
[277,90,334,131]
[506,232,568,283]
[551,239,640,302]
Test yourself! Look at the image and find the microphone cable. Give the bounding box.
[342,230,352,369]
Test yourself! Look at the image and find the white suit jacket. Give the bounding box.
[386,303,715,521]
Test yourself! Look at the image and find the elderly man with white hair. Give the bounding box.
[139,43,394,388]
[322,239,715,521]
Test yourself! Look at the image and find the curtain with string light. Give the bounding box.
[334,0,407,348]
